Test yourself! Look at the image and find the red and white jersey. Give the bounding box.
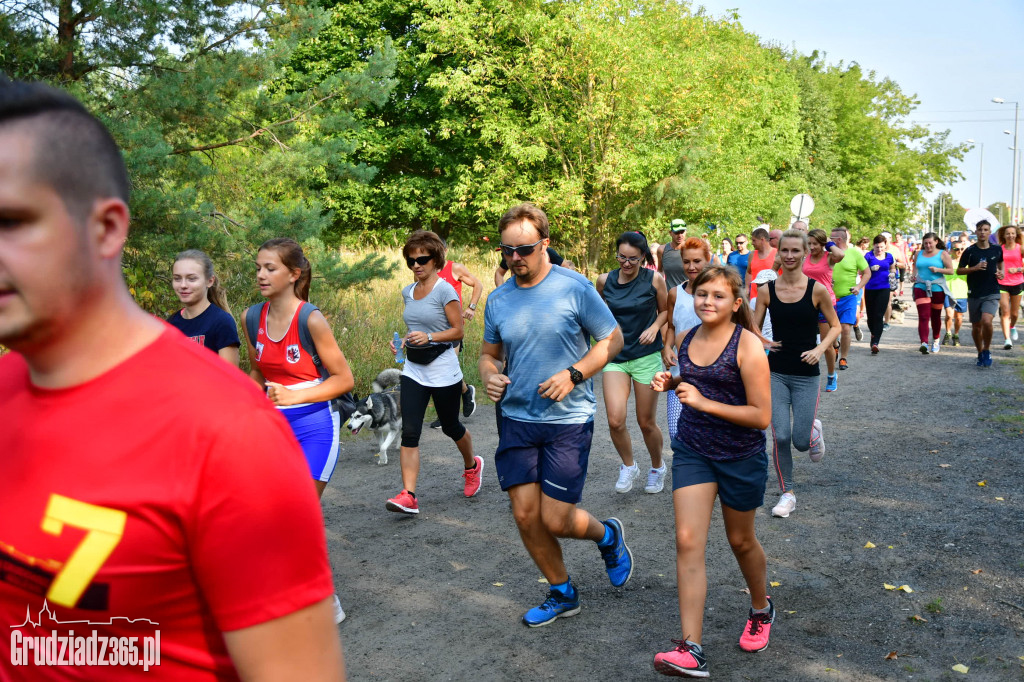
[0,328,333,680]
[252,303,321,389]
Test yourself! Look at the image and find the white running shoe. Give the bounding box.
[1004,339,1013,350]
[1012,328,1019,342]
[931,338,940,354]
[772,492,796,518]
[644,466,667,494]
[615,463,640,493]
[919,342,929,354]
[333,594,346,624]
[808,419,825,462]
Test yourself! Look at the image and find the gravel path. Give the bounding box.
[323,296,1024,681]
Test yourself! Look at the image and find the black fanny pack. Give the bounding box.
[405,342,452,365]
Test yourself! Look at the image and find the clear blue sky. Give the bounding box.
[695,0,1024,216]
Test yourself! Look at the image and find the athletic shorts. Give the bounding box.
[494,419,593,504]
[968,294,1001,323]
[1000,283,1024,296]
[604,350,664,385]
[834,294,859,325]
[954,298,968,314]
[671,438,767,512]
[280,402,340,482]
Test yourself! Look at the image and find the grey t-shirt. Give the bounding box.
[402,278,462,387]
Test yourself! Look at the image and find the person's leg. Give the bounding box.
[1000,290,1012,341]
[432,381,474,468]
[981,312,994,351]
[789,375,820,453]
[721,505,768,611]
[508,483,570,584]
[1010,292,1022,331]
[930,291,944,342]
[633,378,665,469]
[398,375,432,494]
[769,373,794,493]
[865,289,882,344]
[914,288,930,343]
[954,311,963,335]
[672,482,717,645]
[603,370,635,466]
[884,295,892,324]
[539,495,606,544]
[839,323,852,361]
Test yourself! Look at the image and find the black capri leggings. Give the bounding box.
[400,375,466,448]
[864,288,890,346]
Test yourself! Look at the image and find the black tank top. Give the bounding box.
[767,279,820,377]
[603,267,664,362]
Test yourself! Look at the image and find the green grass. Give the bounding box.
[925,598,943,614]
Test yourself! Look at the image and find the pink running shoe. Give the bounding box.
[654,639,708,677]
[386,489,419,514]
[738,597,775,653]
[463,456,484,497]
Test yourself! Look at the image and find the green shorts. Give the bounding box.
[604,350,664,385]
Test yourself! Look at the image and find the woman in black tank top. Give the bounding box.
[753,231,840,521]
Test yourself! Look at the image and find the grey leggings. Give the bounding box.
[770,372,820,492]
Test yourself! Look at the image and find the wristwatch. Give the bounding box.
[427,333,434,343]
[567,366,584,385]
[468,303,477,310]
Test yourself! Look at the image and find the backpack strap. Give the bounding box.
[244,303,264,348]
[297,302,328,380]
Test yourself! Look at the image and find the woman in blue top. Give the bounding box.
[912,232,955,354]
[168,250,240,366]
[863,235,896,354]
[597,232,669,494]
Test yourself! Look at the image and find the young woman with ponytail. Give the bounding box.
[168,249,240,366]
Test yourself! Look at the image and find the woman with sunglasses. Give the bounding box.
[597,232,669,494]
[386,230,482,515]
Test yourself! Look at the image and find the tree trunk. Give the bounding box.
[57,0,76,80]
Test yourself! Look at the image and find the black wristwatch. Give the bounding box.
[567,366,584,385]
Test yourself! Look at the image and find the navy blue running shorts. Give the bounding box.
[671,438,767,512]
[494,419,593,504]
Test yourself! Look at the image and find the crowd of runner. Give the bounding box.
[3,79,1023,680]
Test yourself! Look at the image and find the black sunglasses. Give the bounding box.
[406,255,433,267]
[499,238,545,258]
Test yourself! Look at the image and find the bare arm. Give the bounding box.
[218,345,241,368]
[266,312,354,407]
[224,597,345,682]
[662,286,678,368]
[828,242,846,263]
[452,262,483,321]
[479,340,508,402]
[852,267,871,294]
[753,285,769,330]
[595,273,608,299]
[493,265,507,288]
[657,244,666,273]
[801,283,840,365]
[243,325,265,388]
[538,327,624,402]
[639,273,669,345]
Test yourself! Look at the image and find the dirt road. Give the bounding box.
[324,300,1024,681]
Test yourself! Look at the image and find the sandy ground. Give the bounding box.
[323,295,1024,681]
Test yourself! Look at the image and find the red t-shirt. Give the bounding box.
[748,248,777,299]
[0,327,333,680]
[437,261,463,304]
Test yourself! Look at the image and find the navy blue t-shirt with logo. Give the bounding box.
[167,304,240,353]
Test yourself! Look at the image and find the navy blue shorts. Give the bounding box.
[671,438,767,512]
[494,419,593,504]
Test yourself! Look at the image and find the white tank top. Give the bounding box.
[671,282,701,377]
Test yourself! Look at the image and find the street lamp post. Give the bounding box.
[993,98,1020,223]
[967,139,984,207]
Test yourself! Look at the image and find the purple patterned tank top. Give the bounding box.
[676,324,766,461]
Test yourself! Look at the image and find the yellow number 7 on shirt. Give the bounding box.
[41,494,126,608]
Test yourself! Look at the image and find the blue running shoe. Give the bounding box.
[982,350,993,367]
[825,373,838,392]
[599,518,634,587]
[523,586,580,627]
[977,352,984,367]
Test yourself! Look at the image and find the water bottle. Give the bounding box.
[393,331,404,364]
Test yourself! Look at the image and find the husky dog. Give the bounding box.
[891,298,910,325]
[345,369,402,465]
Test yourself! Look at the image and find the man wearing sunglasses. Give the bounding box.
[494,245,573,287]
[656,218,687,289]
[726,233,751,285]
[480,203,631,628]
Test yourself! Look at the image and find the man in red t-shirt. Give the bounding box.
[746,227,777,301]
[0,81,344,680]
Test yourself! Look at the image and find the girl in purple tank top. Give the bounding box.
[650,265,774,677]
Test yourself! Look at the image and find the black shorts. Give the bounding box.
[671,438,767,512]
[999,283,1023,296]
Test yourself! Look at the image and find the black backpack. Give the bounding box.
[245,302,358,422]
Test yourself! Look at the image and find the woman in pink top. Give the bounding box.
[803,229,844,390]
[996,225,1024,349]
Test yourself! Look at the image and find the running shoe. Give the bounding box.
[809,419,825,462]
[838,358,848,370]
[771,492,796,518]
[931,338,941,354]
[386,489,419,515]
[462,456,484,497]
[522,585,581,628]
[952,335,960,346]
[883,323,891,332]
[854,325,863,341]
[738,597,776,653]
[654,640,708,678]
[332,594,346,624]
[1004,339,1013,350]
[919,342,930,355]
[462,385,477,418]
[825,373,838,392]
[982,350,993,367]
[942,332,952,345]
[645,466,667,494]
[1013,328,1020,343]
[599,518,634,587]
[615,463,640,493]
[977,352,985,367]
[429,419,442,429]
[871,344,879,355]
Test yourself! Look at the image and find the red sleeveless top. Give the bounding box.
[252,303,321,386]
[438,261,463,304]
